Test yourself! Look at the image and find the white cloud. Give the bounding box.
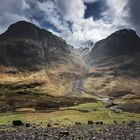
[54,0,132,47]
[0,0,26,14]
[57,0,85,22]
[63,17,115,47]
[37,0,69,31]
[0,0,29,33]
[0,13,28,33]
[54,0,130,47]
[0,0,136,48]
[103,0,130,27]
[48,0,129,47]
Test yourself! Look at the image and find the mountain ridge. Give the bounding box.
[0,21,75,70]
[83,28,140,98]
[0,21,83,98]
[0,21,140,112]
[86,29,140,66]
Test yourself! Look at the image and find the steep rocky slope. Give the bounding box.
[0,21,77,70]
[87,29,140,67]
[83,29,140,100]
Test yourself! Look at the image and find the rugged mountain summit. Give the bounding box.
[0,21,73,70]
[0,21,83,99]
[86,29,140,75]
[87,29,140,64]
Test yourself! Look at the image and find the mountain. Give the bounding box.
[83,29,140,98]
[74,41,93,61]
[0,21,75,70]
[87,29,140,65]
[86,29,140,76]
[0,21,84,101]
[81,41,94,49]
[0,22,140,112]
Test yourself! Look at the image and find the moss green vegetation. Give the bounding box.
[0,102,140,126]
[65,102,105,111]
[0,113,25,125]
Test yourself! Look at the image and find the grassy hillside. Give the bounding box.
[0,102,140,126]
[0,54,85,112]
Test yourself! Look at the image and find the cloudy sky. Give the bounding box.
[0,0,140,47]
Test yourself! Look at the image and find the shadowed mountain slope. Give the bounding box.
[83,29,140,99]
[87,29,140,65]
[0,21,84,102]
[0,21,75,70]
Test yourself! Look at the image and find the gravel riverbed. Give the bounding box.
[0,121,140,140]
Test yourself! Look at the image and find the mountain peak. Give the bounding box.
[0,21,72,70]
[108,29,139,40]
[87,28,140,63]
[113,29,136,34]
[9,20,38,28]
[0,20,51,40]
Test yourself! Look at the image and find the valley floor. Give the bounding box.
[0,63,140,140]
[0,102,140,126]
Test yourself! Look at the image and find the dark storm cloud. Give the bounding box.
[128,0,140,35]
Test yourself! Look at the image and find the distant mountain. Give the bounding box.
[74,41,94,59]
[81,41,94,49]
[0,21,74,70]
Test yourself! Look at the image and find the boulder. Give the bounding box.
[127,120,136,125]
[25,122,31,127]
[75,122,81,125]
[95,121,103,125]
[59,131,69,137]
[12,120,24,126]
[47,124,51,127]
[88,120,94,124]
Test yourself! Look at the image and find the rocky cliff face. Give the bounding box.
[0,21,73,70]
